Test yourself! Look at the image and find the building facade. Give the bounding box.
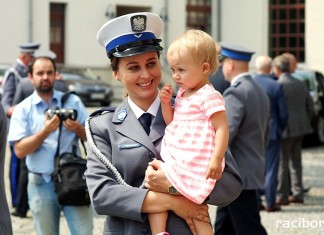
[0,0,323,82]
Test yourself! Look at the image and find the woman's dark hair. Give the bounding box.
[110,56,119,71]
[29,56,57,74]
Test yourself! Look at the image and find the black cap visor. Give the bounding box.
[110,45,163,58]
[108,39,163,58]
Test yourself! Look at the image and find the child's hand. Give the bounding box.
[160,84,173,104]
[206,160,223,180]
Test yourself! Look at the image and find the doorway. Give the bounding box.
[50,3,65,63]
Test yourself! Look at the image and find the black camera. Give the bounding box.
[47,107,78,121]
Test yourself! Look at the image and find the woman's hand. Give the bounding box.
[144,159,169,193]
[172,196,210,235]
[145,160,210,234]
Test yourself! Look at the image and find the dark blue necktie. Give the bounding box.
[138,113,152,135]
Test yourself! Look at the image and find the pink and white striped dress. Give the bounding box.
[160,84,226,204]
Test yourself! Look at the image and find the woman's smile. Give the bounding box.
[137,79,154,88]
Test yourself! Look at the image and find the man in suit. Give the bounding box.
[273,55,313,205]
[1,43,40,210]
[254,55,288,212]
[214,44,269,235]
[282,52,311,195]
[282,52,297,73]
[0,103,13,234]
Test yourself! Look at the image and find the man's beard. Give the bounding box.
[36,85,53,93]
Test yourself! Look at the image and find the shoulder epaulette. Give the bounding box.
[2,68,21,87]
[89,107,116,117]
[232,81,241,87]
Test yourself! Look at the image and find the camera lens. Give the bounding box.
[46,108,77,121]
[47,107,59,119]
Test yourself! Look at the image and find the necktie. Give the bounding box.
[138,113,152,135]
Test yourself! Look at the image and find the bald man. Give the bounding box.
[254,55,288,212]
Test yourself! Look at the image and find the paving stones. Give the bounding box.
[7,145,324,235]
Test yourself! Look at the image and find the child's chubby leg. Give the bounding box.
[148,211,169,235]
[193,216,214,235]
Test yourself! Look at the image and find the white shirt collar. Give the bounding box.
[16,58,27,68]
[231,72,251,85]
[127,92,160,119]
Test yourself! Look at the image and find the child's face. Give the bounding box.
[167,48,209,91]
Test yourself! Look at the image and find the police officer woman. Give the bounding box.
[85,12,242,235]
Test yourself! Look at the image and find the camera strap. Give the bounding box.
[55,92,86,158]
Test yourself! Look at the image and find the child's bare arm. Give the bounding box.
[160,84,174,125]
[206,111,229,180]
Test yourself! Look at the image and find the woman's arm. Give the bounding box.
[142,190,209,235]
[85,114,210,225]
[145,149,242,207]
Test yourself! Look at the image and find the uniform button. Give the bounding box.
[147,152,153,158]
[141,227,149,234]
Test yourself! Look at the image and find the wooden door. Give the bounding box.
[50,3,65,64]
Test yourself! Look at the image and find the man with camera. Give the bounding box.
[7,56,93,235]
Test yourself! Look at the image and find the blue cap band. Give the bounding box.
[221,48,253,61]
[106,32,156,52]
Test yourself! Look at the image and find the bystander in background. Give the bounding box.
[1,43,40,215]
[273,54,313,206]
[7,56,92,235]
[0,103,12,234]
[254,55,288,212]
[214,43,269,235]
[10,49,67,219]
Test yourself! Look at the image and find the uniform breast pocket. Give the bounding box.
[118,142,142,150]
[117,141,154,161]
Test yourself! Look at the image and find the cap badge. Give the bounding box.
[130,15,147,32]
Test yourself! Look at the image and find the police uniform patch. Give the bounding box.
[130,15,146,32]
[117,109,127,121]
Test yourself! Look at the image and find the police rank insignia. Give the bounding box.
[130,15,146,32]
[117,109,127,121]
